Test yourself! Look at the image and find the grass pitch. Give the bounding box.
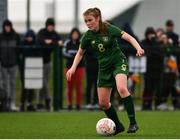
[0,111,180,139]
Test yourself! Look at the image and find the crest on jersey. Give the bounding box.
[102,36,108,42]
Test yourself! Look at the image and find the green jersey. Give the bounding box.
[80,23,128,87]
[80,24,126,69]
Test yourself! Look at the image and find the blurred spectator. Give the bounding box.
[165,18,180,86]
[37,18,62,111]
[84,45,99,110]
[165,19,179,46]
[19,29,38,112]
[157,33,180,110]
[122,22,139,43]
[63,28,84,110]
[141,27,164,110]
[0,19,20,111]
[156,28,165,42]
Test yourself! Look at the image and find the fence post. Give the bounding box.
[53,45,63,111]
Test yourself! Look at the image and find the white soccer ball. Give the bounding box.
[96,118,116,136]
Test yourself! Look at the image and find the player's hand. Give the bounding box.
[136,48,144,56]
[66,67,76,81]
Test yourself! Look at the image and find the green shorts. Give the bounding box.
[97,58,129,87]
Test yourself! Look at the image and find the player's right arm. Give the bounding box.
[66,47,85,81]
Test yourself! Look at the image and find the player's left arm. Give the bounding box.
[121,32,144,56]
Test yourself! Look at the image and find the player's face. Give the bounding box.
[84,15,99,31]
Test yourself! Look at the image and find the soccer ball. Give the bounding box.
[96,118,116,136]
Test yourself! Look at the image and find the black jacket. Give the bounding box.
[37,28,61,64]
[84,45,98,71]
[166,31,179,46]
[0,20,20,67]
[63,39,84,68]
[141,39,164,74]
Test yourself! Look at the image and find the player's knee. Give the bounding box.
[117,86,129,97]
[99,101,109,110]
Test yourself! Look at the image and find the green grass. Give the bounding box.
[0,111,180,139]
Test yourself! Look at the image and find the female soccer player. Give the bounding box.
[66,7,144,135]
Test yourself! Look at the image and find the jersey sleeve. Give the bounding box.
[80,33,89,50]
[109,24,124,38]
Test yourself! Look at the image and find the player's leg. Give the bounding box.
[98,87,125,135]
[115,74,139,133]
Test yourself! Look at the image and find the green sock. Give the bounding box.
[104,105,123,127]
[123,95,136,124]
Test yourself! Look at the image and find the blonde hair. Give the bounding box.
[83,7,108,35]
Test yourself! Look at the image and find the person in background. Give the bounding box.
[165,20,180,95]
[141,27,164,110]
[0,19,20,111]
[165,20,179,46]
[157,33,180,110]
[37,18,62,111]
[84,45,99,110]
[156,28,165,43]
[19,29,38,111]
[63,28,85,111]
